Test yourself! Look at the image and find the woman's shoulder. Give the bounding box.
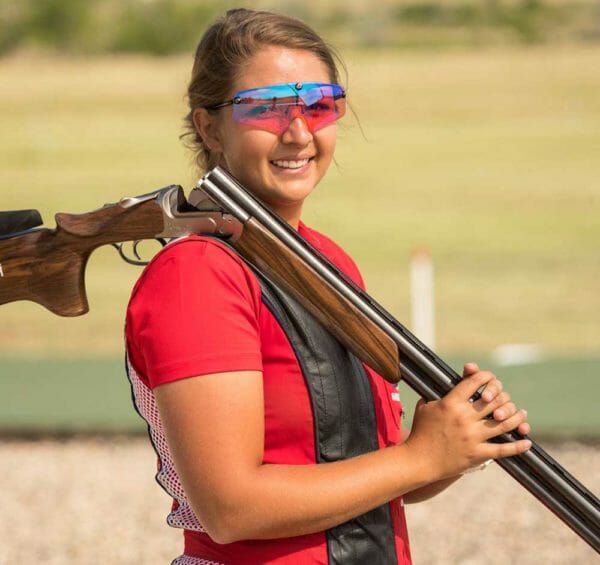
[151,233,247,266]
[125,235,264,388]
[128,235,260,303]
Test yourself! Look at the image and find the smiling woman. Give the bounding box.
[191,45,339,227]
[124,7,532,565]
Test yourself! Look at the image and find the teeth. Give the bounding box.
[271,158,310,169]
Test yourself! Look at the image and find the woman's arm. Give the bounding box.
[397,427,462,504]
[155,366,530,544]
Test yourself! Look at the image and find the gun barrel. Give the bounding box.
[199,165,600,553]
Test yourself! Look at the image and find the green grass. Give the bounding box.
[0,357,144,433]
[398,355,600,438]
[0,46,599,360]
[1,355,598,437]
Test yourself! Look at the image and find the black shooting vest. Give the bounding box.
[254,267,398,565]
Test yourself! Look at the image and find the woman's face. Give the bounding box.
[200,45,338,226]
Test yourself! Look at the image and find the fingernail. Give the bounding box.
[495,409,504,419]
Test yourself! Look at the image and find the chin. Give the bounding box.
[276,180,316,200]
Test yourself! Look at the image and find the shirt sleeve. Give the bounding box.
[125,236,263,389]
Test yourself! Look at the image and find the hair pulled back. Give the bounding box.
[183,8,345,172]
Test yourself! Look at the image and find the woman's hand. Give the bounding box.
[403,363,532,482]
[462,362,531,437]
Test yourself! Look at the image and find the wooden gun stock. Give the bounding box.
[0,199,166,316]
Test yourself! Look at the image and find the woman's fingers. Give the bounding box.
[457,364,506,404]
[482,409,529,439]
[473,389,531,435]
[472,392,515,419]
[462,362,503,401]
[480,377,503,402]
[517,421,532,436]
[493,402,517,421]
[462,362,480,378]
[447,369,498,403]
[485,437,533,459]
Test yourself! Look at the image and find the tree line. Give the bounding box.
[1,0,598,56]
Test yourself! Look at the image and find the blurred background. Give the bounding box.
[0,0,599,562]
[2,0,598,435]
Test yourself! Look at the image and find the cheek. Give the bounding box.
[225,129,275,164]
[316,128,337,164]
[221,132,278,189]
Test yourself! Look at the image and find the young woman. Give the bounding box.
[125,8,531,564]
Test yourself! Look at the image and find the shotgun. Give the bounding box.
[1,166,599,552]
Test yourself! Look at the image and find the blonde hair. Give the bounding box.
[182,8,345,171]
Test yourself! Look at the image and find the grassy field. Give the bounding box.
[1,46,598,357]
[1,355,599,437]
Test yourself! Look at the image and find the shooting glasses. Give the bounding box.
[206,82,346,134]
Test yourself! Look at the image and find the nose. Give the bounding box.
[281,115,313,145]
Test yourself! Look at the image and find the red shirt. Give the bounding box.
[126,223,412,564]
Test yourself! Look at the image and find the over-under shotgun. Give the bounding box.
[1,166,598,552]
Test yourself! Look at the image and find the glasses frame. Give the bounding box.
[206,81,346,111]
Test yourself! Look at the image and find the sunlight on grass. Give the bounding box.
[1,46,598,356]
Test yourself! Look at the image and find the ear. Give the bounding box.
[192,108,224,153]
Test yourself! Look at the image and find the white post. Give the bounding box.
[410,247,435,349]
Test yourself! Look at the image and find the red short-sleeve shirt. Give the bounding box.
[125,223,411,564]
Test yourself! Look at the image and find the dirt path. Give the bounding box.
[1,437,597,564]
